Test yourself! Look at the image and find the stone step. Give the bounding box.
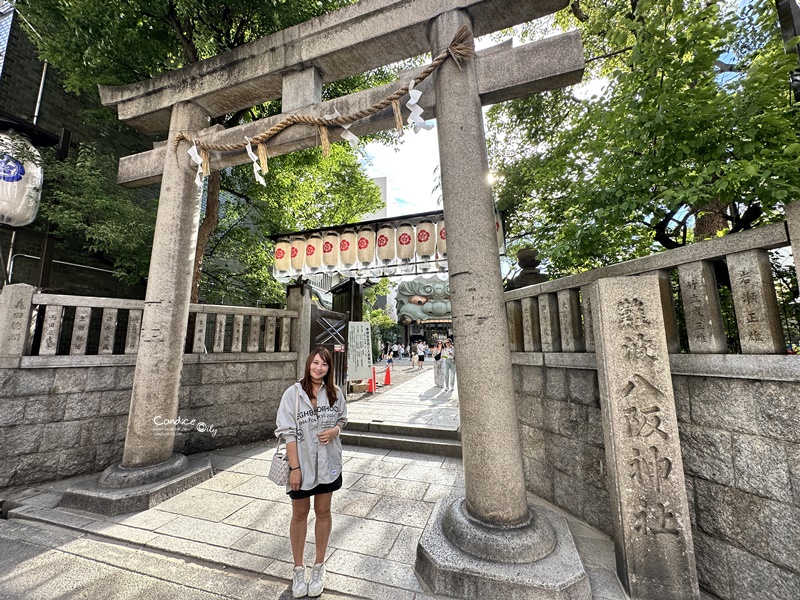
[345,420,460,440]
[341,427,462,458]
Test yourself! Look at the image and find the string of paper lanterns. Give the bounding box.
[273,210,505,284]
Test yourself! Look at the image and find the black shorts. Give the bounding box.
[288,473,343,500]
[418,355,424,362]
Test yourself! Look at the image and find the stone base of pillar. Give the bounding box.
[415,496,591,599]
[59,455,211,516]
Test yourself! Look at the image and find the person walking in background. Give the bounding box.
[398,344,404,361]
[275,347,347,598]
[442,339,456,391]
[432,341,444,388]
[411,341,419,369]
[416,340,426,370]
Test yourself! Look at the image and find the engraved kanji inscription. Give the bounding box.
[622,333,657,365]
[736,269,752,286]
[623,406,669,440]
[630,446,673,493]
[617,298,651,329]
[633,500,680,536]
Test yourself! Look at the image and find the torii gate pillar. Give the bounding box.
[415,12,591,599]
[60,101,214,515]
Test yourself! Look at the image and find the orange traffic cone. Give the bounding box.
[383,365,392,386]
[368,375,376,393]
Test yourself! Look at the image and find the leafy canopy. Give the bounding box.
[488,0,800,276]
[18,0,399,304]
[17,0,360,92]
[39,144,156,285]
[202,145,383,305]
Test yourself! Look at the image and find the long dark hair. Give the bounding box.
[300,347,338,407]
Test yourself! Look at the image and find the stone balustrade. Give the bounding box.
[0,289,298,368]
[505,221,800,600]
[0,287,303,488]
[505,222,800,381]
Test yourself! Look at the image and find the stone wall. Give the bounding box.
[513,364,610,535]
[0,358,297,490]
[676,375,800,600]
[514,364,800,600]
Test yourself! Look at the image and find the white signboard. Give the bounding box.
[347,321,372,380]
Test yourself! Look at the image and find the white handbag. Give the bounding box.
[268,438,290,485]
[268,384,299,486]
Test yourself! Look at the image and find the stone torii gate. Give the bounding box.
[91,1,590,597]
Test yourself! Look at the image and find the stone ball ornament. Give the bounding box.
[0,133,43,227]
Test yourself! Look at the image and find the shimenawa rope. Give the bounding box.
[172,26,474,162]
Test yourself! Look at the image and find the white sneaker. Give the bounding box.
[292,566,307,598]
[308,562,326,597]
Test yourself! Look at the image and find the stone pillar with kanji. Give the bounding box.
[591,275,699,600]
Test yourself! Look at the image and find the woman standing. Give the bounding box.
[275,347,347,598]
[442,339,456,391]
[433,341,444,388]
[416,340,426,369]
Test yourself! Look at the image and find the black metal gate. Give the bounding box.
[310,305,348,389]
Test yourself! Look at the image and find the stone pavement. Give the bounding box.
[346,362,459,432]
[1,368,629,600]
[347,359,437,403]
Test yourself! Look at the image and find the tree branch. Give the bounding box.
[586,46,633,64]
[570,1,589,22]
[165,1,198,64]
[191,171,220,302]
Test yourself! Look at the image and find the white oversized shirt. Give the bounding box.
[275,382,348,491]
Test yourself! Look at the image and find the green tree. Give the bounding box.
[17,0,395,302]
[488,0,800,275]
[362,278,398,361]
[40,144,156,286]
[201,145,383,305]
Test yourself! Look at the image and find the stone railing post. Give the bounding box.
[287,283,312,378]
[0,283,36,363]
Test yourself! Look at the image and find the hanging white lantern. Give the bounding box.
[416,219,436,272]
[339,228,358,271]
[322,231,340,273]
[396,221,415,273]
[376,223,396,275]
[436,220,448,277]
[0,133,43,227]
[289,236,306,279]
[436,220,447,256]
[273,237,292,283]
[303,233,323,275]
[356,226,376,283]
